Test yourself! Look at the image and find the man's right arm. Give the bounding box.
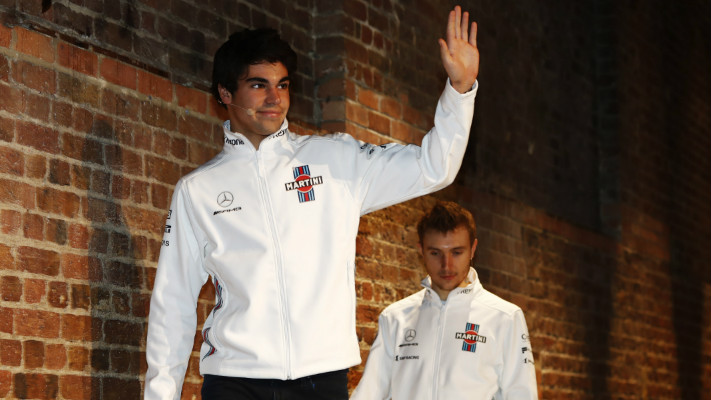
[144,182,209,400]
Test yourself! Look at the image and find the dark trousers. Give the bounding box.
[201,369,349,400]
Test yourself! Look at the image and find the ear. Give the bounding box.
[417,242,424,257]
[470,238,478,259]
[217,84,232,104]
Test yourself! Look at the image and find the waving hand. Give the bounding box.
[439,6,479,93]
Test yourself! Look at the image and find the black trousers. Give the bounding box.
[201,369,349,400]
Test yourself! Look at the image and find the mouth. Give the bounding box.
[257,108,283,118]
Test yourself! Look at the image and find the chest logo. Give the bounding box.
[455,322,487,353]
[217,191,234,207]
[284,165,323,203]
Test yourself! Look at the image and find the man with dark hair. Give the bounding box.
[145,6,479,400]
[352,201,538,399]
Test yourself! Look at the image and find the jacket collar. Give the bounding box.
[222,119,290,153]
[422,267,482,304]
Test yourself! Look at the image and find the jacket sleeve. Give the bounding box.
[356,79,477,215]
[350,313,395,400]
[499,309,538,399]
[144,181,210,400]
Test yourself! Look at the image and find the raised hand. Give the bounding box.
[439,6,479,93]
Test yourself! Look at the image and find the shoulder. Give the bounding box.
[381,290,426,318]
[177,151,229,186]
[292,131,363,148]
[473,288,522,317]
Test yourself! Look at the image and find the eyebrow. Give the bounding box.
[244,76,291,83]
[426,246,467,251]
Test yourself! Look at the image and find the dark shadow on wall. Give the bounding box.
[82,118,144,398]
[663,3,709,398]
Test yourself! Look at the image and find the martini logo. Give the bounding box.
[455,322,487,353]
[285,165,323,203]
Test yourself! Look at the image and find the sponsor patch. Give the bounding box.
[455,322,487,353]
[285,165,323,203]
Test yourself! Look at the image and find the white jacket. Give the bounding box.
[144,80,477,399]
[352,268,538,400]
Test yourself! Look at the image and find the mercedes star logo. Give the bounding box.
[404,329,416,342]
[217,191,234,207]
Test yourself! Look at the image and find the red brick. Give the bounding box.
[48,158,71,186]
[24,278,45,303]
[67,224,90,250]
[45,344,66,370]
[13,373,59,399]
[138,69,173,102]
[0,83,23,114]
[70,284,92,310]
[0,178,35,209]
[66,346,89,371]
[102,90,141,120]
[141,102,177,130]
[18,246,60,276]
[357,87,379,110]
[13,60,56,94]
[145,155,181,185]
[48,281,68,308]
[16,28,55,63]
[22,91,51,120]
[24,339,45,369]
[15,309,59,338]
[368,111,390,135]
[45,218,68,245]
[0,24,10,47]
[1,209,21,235]
[16,120,59,153]
[60,374,93,400]
[0,306,12,333]
[0,371,8,398]
[0,114,14,143]
[25,154,47,179]
[0,54,9,82]
[61,313,92,342]
[380,96,402,118]
[176,85,207,113]
[52,100,73,127]
[346,102,369,127]
[0,146,23,176]
[23,212,44,240]
[56,72,101,108]
[100,58,137,89]
[58,42,98,76]
[37,187,81,217]
[0,339,21,366]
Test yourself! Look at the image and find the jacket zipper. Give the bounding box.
[256,149,293,379]
[432,295,448,399]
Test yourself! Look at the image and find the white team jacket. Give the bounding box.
[351,268,538,400]
[144,80,477,399]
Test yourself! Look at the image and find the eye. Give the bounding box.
[277,82,290,90]
[250,83,266,89]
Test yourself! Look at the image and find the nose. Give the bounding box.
[266,86,281,105]
[442,254,454,270]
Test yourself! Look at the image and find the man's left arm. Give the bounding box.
[356,6,479,214]
[499,309,539,399]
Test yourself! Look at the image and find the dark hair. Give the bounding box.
[417,201,477,246]
[211,28,298,108]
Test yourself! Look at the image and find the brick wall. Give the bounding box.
[1,1,709,399]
